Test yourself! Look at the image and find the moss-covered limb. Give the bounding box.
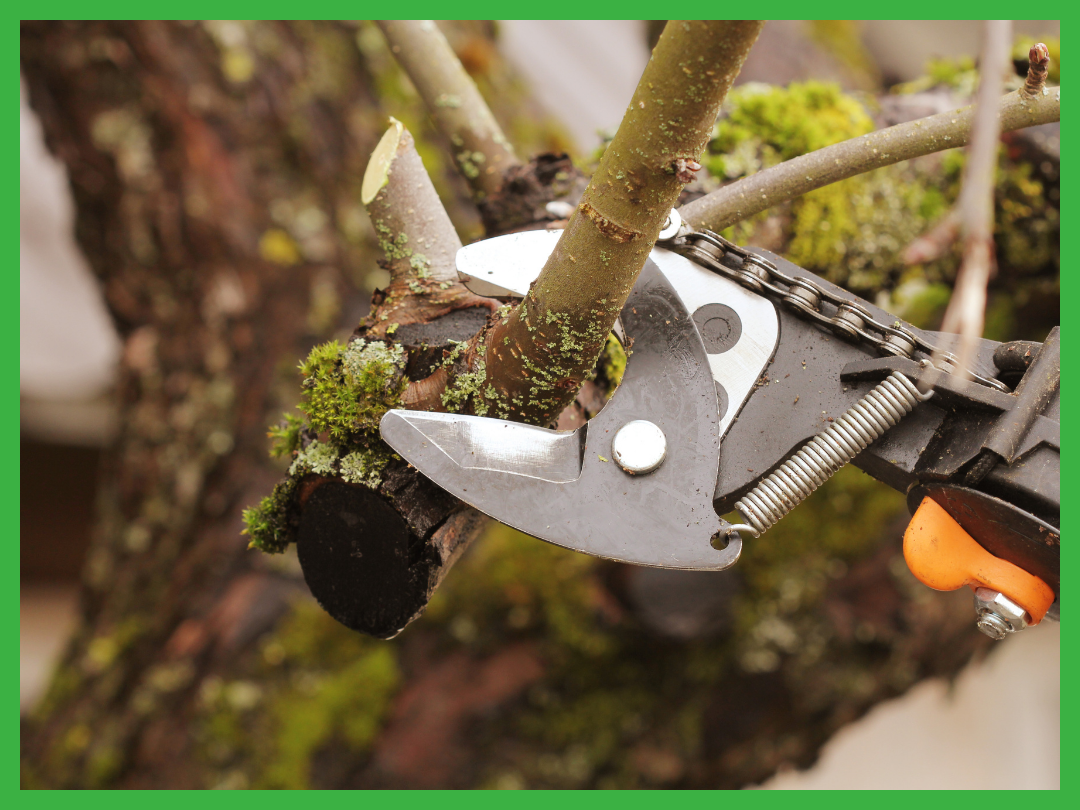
[929,21,1010,384]
[376,20,518,200]
[362,120,497,337]
[679,84,1061,233]
[475,20,764,425]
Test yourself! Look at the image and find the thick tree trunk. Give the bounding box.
[18,19,522,787]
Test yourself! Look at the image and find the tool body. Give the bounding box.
[380,225,1060,634]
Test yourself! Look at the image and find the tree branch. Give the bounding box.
[679,82,1060,233]
[376,20,518,200]
[474,20,764,424]
[294,120,504,638]
[926,20,1011,386]
[361,118,495,339]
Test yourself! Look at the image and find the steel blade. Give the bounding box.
[381,259,743,571]
[379,410,585,484]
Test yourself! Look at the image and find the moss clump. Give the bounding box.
[597,334,627,398]
[242,476,299,554]
[244,337,406,554]
[704,78,1057,300]
[707,81,874,178]
[300,338,406,440]
[268,412,304,459]
[338,448,392,488]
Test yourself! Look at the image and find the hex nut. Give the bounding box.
[973,587,1029,635]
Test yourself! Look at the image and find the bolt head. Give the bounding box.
[611,420,667,475]
[976,613,1010,640]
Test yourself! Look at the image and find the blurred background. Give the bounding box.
[22,20,1059,788]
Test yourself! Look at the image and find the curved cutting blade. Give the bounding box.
[381,258,742,571]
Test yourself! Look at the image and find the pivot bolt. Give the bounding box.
[658,209,683,241]
[611,420,667,475]
[973,587,1029,640]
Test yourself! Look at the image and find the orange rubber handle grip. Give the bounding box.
[903,496,1054,624]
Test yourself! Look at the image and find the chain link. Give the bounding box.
[669,229,1010,393]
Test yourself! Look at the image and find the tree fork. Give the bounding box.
[378,19,585,235]
[376,21,518,200]
[476,20,764,425]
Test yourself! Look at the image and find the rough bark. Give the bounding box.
[18,18,528,787]
[679,84,1061,232]
[19,19,387,786]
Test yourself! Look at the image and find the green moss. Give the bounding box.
[268,412,304,458]
[245,336,408,554]
[705,78,1057,299]
[599,333,626,394]
[299,338,406,440]
[894,56,979,96]
[242,475,299,554]
[709,81,873,175]
[338,446,392,488]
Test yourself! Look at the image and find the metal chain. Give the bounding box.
[669,229,1010,393]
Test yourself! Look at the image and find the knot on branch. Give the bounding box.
[476,153,586,235]
[1023,42,1051,98]
[579,201,642,243]
[671,157,702,184]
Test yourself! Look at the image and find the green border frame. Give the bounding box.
[13,7,1068,798]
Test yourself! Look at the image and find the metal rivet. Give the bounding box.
[611,420,667,475]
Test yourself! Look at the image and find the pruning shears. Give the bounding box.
[379,213,1060,638]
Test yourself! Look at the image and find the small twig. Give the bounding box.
[376,20,519,200]
[679,82,1060,233]
[921,20,1011,391]
[901,210,959,265]
[1022,42,1051,98]
[905,39,1054,267]
[361,118,497,338]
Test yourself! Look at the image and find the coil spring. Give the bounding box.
[731,371,933,538]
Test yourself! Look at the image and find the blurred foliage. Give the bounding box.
[705,79,1058,336]
[195,600,399,789]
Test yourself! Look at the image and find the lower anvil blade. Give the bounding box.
[379,411,585,484]
[379,260,742,571]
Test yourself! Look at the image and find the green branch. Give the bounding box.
[476,20,764,424]
[679,85,1061,232]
